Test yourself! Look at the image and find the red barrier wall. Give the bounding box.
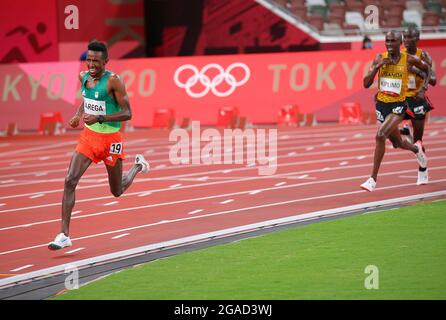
[1,48,445,130]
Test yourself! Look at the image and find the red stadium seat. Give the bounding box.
[39,112,64,135]
[339,102,363,124]
[153,108,175,129]
[278,104,299,126]
[217,106,239,128]
[6,122,19,136]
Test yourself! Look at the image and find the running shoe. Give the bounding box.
[360,177,376,192]
[417,169,429,185]
[135,154,150,173]
[414,141,427,168]
[48,233,72,251]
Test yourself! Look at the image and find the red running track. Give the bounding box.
[0,122,445,284]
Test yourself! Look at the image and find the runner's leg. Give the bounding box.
[106,158,142,197]
[61,152,92,236]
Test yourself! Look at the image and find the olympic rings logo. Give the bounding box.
[173,63,250,98]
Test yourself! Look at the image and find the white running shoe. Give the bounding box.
[414,141,427,168]
[417,169,429,185]
[360,177,376,192]
[135,154,150,173]
[48,233,72,251]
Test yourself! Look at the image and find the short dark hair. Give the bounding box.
[405,25,420,38]
[386,31,402,41]
[87,41,108,60]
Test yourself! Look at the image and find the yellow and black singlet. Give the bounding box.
[402,48,424,98]
[377,51,408,103]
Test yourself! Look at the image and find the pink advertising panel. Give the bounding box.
[1,48,444,130]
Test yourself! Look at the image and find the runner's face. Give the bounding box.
[86,51,106,77]
[385,33,401,56]
[403,31,418,51]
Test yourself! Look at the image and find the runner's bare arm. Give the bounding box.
[69,72,87,128]
[422,51,436,86]
[363,54,391,88]
[408,54,431,98]
[106,74,132,122]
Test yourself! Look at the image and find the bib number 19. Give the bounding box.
[110,143,122,155]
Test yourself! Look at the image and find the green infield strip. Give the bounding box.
[53,200,446,300]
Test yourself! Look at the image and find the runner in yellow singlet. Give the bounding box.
[360,31,430,192]
[399,26,436,185]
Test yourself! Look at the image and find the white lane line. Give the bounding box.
[10,162,22,166]
[34,172,48,177]
[339,161,349,166]
[2,137,446,180]
[197,176,209,181]
[249,190,262,195]
[357,156,366,160]
[138,191,152,197]
[339,138,347,142]
[322,142,331,147]
[288,152,297,156]
[0,149,446,220]
[0,203,5,207]
[72,210,82,216]
[275,182,287,187]
[188,209,203,215]
[5,189,444,287]
[1,126,444,167]
[306,147,315,151]
[354,133,363,138]
[38,157,51,161]
[429,131,439,137]
[10,264,34,272]
[103,201,119,206]
[2,188,445,263]
[65,248,85,254]
[220,199,234,204]
[112,233,130,239]
[156,164,166,169]
[3,141,76,157]
[1,180,15,184]
[29,194,44,199]
[169,184,182,188]
[222,170,232,174]
[2,155,446,217]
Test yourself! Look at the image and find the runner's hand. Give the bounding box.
[69,115,81,128]
[83,114,98,125]
[377,57,392,68]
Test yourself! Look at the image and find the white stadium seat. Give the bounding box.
[404,9,422,28]
[345,11,365,31]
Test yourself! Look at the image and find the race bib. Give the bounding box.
[110,143,122,155]
[408,75,416,90]
[84,97,106,116]
[379,77,402,96]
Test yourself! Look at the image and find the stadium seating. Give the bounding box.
[404,9,423,27]
[153,108,176,129]
[217,106,239,128]
[274,0,445,33]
